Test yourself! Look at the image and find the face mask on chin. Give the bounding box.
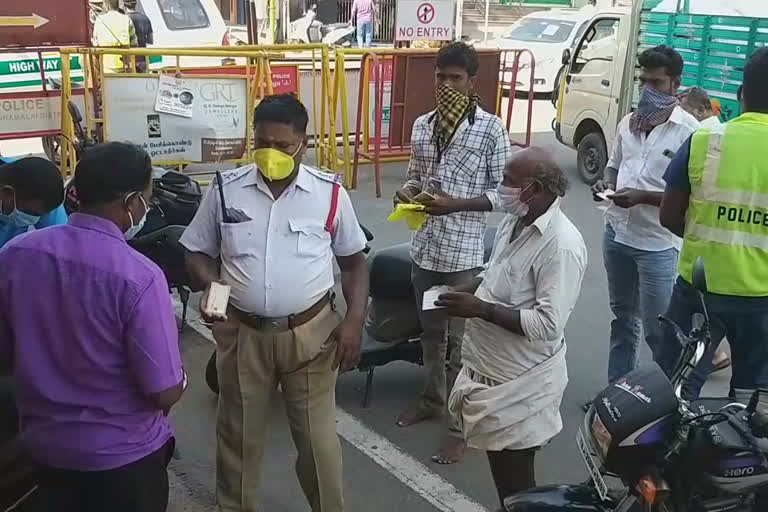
[252,143,303,181]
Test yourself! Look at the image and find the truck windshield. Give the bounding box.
[156,0,210,30]
[502,18,576,43]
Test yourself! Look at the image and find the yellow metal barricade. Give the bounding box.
[58,45,334,178]
[330,48,504,194]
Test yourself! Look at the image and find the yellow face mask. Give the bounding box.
[252,144,302,181]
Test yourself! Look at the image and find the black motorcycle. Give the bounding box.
[504,258,768,511]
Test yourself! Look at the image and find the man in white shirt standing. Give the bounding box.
[393,42,511,465]
[439,147,587,508]
[592,46,699,384]
[181,95,369,512]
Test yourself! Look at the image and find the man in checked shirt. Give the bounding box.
[394,42,512,464]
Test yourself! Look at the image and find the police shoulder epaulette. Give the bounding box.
[215,165,255,187]
[306,166,343,185]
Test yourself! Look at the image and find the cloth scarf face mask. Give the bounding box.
[434,83,480,149]
[630,86,679,134]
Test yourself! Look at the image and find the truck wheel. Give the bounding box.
[577,132,607,185]
[205,350,219,394]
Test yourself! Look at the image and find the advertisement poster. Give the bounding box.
[104,75,248,162]
[368,58,393,150]
[154,75,194,118]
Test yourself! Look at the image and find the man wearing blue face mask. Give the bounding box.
[0,156,67,248]
[591,45,699,387]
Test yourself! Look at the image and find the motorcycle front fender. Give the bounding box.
[504,485,612,511]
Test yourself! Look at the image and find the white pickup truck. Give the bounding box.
[553,0,768,184]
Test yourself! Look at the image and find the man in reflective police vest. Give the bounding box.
[660,48,768,402]
[93,0,138,72]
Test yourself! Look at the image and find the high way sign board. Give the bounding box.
[1,0,91,47]
[395,0,455,41]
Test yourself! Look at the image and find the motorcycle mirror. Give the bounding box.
[691,257,708,294]
[561,48,571,66]
[67,100,83,124]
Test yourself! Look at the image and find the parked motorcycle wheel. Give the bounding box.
[206,350,219,394]
[42,135,61,165]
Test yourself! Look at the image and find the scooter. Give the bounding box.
[205,227,497,407]
[62,100,203,329]
[41,78,87,165]
[289,4,355,47]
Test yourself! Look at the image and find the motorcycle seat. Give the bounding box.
[360,329,409,354]
[359,327,424,370]
[368,227,498,301]
[369,242,413,300]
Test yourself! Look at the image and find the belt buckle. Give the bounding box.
[262,316,289,330]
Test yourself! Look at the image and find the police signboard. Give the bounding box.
[1,0,91,47]
[395,0,455,41]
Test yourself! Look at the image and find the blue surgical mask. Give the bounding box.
[0,198,40,228]
[124,192,148,241]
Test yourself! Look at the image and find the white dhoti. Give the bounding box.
[448,342,568,451]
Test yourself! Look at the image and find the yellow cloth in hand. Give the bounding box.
[388,203,427,230]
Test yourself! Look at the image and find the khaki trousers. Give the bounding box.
[213,304,344,512]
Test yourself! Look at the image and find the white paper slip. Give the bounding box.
[155,74,194,118]
[422,288,447,311]
[206,282,231,316]
[597,189,615,201]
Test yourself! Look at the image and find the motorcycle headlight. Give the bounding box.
[591,413,612,458]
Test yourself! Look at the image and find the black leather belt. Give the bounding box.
[231,293,332,331]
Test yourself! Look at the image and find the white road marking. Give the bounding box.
[173,297,488,512]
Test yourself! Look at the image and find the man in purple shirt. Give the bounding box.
[0,142,184,512]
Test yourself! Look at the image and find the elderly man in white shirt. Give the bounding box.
[436,147,587,508]
[591,45,699,385]
[679,87,723,130]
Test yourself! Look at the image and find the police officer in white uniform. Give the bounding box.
[180,95,369,512]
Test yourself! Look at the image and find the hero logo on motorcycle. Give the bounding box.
[723,466,756,477]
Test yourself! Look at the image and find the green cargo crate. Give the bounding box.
[637,0,768,121]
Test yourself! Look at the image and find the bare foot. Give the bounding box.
[396,403,442,427]
[431,436,465,465]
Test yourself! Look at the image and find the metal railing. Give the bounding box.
[336,0,396,42]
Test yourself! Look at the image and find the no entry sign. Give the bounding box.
[395,0,455,41]
[0,0,91,47]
